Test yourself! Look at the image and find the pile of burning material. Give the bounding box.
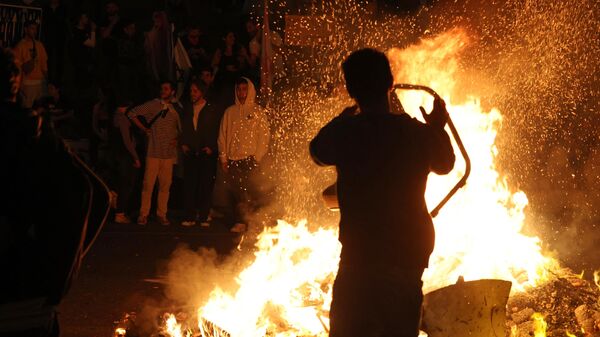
[113,308,234,337]
[507,270,600,337]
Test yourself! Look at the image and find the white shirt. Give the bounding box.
[192,100,206,131]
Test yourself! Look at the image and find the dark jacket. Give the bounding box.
[179,100,220,156]
[310,111,455,270]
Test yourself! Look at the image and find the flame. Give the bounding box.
[565,331,577,337]
[114,327,126,337]
[164,29,560,337]
[532,313,548,337]
[388,28,558,292]
[199,220,339,337]
[165,314,190,337]
[594,270,600,291]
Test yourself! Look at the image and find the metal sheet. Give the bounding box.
[422,279,512,337]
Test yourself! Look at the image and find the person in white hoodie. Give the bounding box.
[217,77,269,232]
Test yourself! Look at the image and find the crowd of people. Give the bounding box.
[6,0,276,231]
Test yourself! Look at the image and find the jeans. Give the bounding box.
[182,154,216,221]
[329,266,424,337]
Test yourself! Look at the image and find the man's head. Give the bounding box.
[235,77,249,104]
[223,31,236,47]
[342,48,393,106]
[24,21,38,39]
[199,67,214,86]
[245,17,258,36]
[159,81,176,100]
[187,27,201,46]
[47,81,61,99]
[0,49,21,102]
[106,2,119,16]
[121,19,136,38]
[77,13,90,27]
[190,80,207,103]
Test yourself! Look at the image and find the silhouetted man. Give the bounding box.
[310,48,455,337]
[0,48,109,336]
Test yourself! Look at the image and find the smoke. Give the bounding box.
[162,245,247,309]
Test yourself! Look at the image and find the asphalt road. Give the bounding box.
[58,219,240,337]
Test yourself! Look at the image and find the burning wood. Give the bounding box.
[507,269,600,337]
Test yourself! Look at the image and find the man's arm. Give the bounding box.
[39,42,48,77]
[420,98,455,174]
[217,109,230,171]
[254,111,270,162]
[127,101,155,134]
[426,127,455,174]
[309,115,347,166]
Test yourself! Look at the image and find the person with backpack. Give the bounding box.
[128,81,182,225]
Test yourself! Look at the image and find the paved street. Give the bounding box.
[58,219,240,337]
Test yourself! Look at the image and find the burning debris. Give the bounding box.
[507,269,600,337]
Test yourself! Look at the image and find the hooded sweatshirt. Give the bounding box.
[218,77,270,163]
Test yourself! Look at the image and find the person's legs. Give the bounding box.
[232,158,257,227]
[196,157,216,221]
[183,155,200,221]
[139,157,160,218]
[329,270,373,337]
[380,270,424,337]
[115,157,137,215]
[228,161,247,227]
[329,268,424,337]
[156,158,175,219]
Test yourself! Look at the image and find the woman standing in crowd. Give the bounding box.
[212,30,248,105]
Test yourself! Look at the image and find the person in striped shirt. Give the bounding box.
[129,81,182,225]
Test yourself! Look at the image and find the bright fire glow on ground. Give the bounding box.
[161,29,560,337]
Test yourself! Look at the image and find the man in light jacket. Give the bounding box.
[217,77,269,232]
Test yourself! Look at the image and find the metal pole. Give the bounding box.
[393,83,472,217]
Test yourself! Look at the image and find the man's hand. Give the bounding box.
[133,159,141,168]
[220,161,228,173]
[420,97,448,129]
[202,147,213,155]
[182,144,191,155]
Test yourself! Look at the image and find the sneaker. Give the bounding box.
[230,223,247,233]
[181,220,196,227]
[158,216,170,226]
[115,213,131,224]
[199,221,210,228]
[137,215,148,225]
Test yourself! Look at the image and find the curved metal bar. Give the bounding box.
[393,83,472,217]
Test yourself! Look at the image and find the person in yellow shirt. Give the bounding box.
[14,21,48,108]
